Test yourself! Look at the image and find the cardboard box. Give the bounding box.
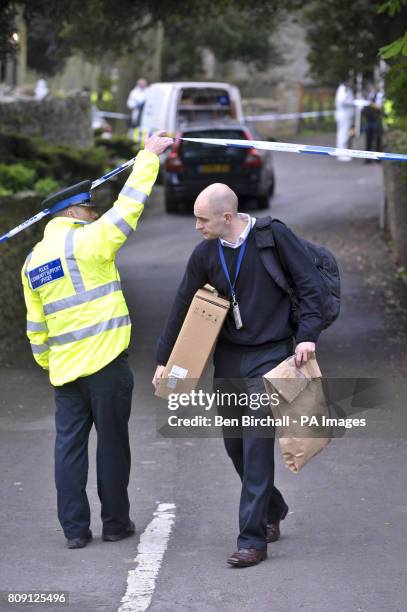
[155,286,230,400]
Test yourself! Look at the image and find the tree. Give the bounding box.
[0,1,286,76]
[161,5,283,80]
[379,0,407,121]
[297,0,407,86]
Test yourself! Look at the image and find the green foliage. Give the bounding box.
[36,143,108,182]
[378,0,407,119]
[0,133,111,194]
[1,1,286,75]
[95,135,140,160]
[300,0,407,86]
[0,186,13,196]
[0,163,36,192]
[0,133,37,163]
[380,31,407,58]
[162,4,282,79]
[378,0,407,17]
[33,177,61,195]
[385,127,407,153]
[385,58,407,118]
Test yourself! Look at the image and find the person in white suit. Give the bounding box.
[335,79,354,162]
[126,78,148,127]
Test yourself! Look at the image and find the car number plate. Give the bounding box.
[199,164,230,174]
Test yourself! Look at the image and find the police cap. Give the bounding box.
[42,180,94,212]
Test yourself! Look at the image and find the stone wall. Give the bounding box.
[0,92,92,148]
[0,193,44,363]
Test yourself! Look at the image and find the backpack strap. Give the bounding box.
[254,216,293,296]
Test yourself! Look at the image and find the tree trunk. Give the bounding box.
[383,160,407,267]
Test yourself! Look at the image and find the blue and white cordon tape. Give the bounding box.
[0,156,141,244]
[180,137,407,163]
[244,110,335,122]
[1,136,407,245]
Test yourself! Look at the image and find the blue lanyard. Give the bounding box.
[218,238,248,301]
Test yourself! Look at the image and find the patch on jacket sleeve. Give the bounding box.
[28,258,65,290]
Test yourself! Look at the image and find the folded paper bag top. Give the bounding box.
[263,355,322,404]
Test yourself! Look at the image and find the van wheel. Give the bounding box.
[165,193,179,213]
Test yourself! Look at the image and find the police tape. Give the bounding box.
[99,111,130,120]
[244,110,335,122]
[1,135,406,245]
[0,130,165,243]
[99,110,335,122]
[245,100,369,122]
[179,137,407,162]
[0,156,142,243]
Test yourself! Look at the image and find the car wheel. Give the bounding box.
[268,175,275,199]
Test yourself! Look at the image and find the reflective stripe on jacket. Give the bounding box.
[21,149,159,386]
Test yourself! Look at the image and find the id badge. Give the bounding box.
[232,300,243,330]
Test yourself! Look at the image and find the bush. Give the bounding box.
[0,186,13,196]
[34,177,61,195]
[385,58,407,122]
[95,135,141,160]
[0,163,36,192]
[0,133,37,164]
[0,133,111,185]
[33,142,109,183]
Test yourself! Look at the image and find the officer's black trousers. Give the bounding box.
[54,353,134,539]
[214,339,292,551]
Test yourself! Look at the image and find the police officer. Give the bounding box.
[21,131,173,549]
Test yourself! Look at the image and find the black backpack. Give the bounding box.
[256,217,341,330]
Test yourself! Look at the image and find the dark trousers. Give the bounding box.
[365,122,382,152]
[214,339,292,551]
[54,352,134,539]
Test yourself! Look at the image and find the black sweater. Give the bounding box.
[156,220,324,365]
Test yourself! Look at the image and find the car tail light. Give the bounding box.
[243,147,263,168]
[242,129,262,168]
[165,139,184,172]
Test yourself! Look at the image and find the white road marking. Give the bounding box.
[118,502,176,612]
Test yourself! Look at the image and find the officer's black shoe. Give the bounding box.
[66,530,92,549]
[102,520,135,542]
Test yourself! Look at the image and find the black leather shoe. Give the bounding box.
[102,520,135,542]
[227,548,267,567]
[66,530,92,549]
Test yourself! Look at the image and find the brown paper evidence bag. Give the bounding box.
[263,355,331,474]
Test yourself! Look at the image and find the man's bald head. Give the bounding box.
[194,183,243,240]
[195,183,238,216]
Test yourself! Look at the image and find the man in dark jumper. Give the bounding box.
[152,183,324,567]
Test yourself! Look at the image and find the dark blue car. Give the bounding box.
[163,124,275,213]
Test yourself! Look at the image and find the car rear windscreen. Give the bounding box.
[180,130,248,160]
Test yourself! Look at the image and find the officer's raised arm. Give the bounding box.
[78,131,173,259]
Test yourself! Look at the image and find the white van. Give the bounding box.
[138,81,244,134]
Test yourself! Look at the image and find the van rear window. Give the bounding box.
[177,88,233,126]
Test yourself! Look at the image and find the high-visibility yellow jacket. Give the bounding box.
[21,149,159,386]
